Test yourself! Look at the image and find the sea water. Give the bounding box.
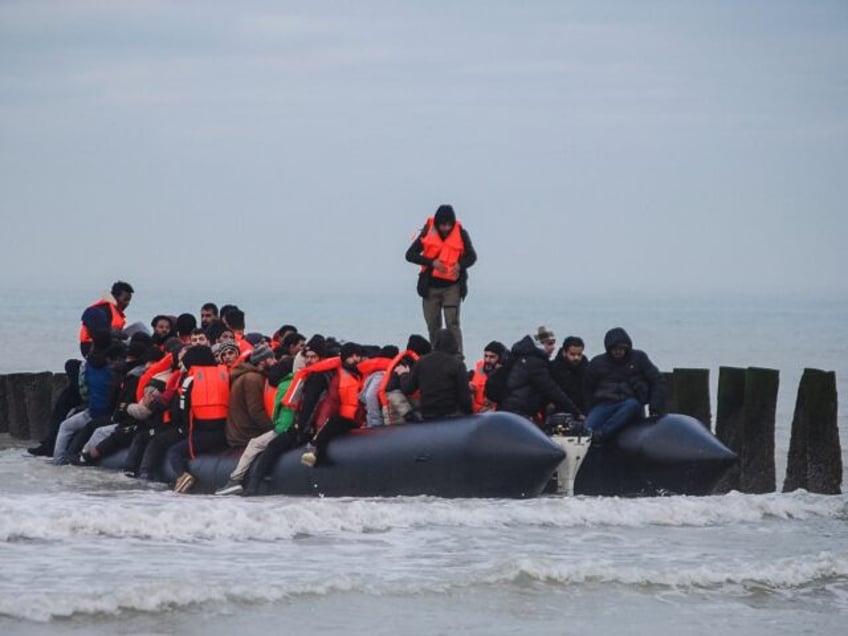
[0,288,846,634]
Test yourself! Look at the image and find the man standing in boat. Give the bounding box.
[584,327,666,442]
[405,204,477,356]
[79,281,134,357]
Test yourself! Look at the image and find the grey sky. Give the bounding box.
[1,1,846,297]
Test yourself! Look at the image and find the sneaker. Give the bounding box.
[215,480,244,496]
[123,469,137,478]
[27,443,50,457]
[300,451,317,468]
[173,472,196,494]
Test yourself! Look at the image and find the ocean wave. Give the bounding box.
[491,552,848,589]
[2,552,846,622]
[0,491,845,543]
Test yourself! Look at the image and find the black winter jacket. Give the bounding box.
[550,350,589,415]
[401,330,472,420]
[498,336,578,418]
[584,328,666,415]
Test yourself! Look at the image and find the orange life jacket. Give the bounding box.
[338,367,363,422]
[79,298,126,345]
[470,360,489,413]
[180,364,229,458]
[378,350,420,407]
[357,357,392,380]
[136,354,175,402]
[419,217,465,282]
[264,382,278,419]
[282,357,341,410]
[282,357,362,426]
[235,333,253,355]
[185,365,230,421]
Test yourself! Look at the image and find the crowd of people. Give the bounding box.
[25,202,666,495]
[27,279,667,496]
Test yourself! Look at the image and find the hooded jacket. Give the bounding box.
[225,362,272,447]
[584,327,666,415]
[498,336,578,419]
[401,329,472,420]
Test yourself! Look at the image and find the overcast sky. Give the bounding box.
[1,0,846,298]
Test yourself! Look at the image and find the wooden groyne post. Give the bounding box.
[740,367,780,493]
[783,368,842,494]
[671,368,711,429]
[713,366,747,493]
[0,372,67,441]
[712,366,780,494]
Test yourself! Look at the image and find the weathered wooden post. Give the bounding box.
[713,366,746,493]
[739,367,779,493]
[672,368,711,429]
[23,372,54,443]
[0,373,9,434]
[783,368,842,494]
[5,373,32,439]
[662,372,676,413]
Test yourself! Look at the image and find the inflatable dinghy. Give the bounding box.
[98,411,735,498]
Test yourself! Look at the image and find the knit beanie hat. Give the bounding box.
[245,332,265,346]
[304,334,327,359]
[406,334,432,356]
[484,340,507,359]
[434,204,456,225]
[249,343,274,366]
[340,342,364,360]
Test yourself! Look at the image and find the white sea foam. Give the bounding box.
[0,491,844,543]
[491,552,848,589]
[2,552,846,622]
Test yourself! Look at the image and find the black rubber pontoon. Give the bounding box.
[573,413,737,496]
[100,411,566,498]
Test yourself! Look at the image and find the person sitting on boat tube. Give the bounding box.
[379,334,432,424]
[583,327,666,442]
[165,345,231,494]
[497,335,580,424]
[398,329,473,421]
[234,335,330,493]
[298,342,366,467]
[469,340,506,413]
[550,336,589,415]
[358,345,400,427]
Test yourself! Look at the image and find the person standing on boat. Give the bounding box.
[584,327,666,442]
[79,281,134,357]
[405,204,477,356]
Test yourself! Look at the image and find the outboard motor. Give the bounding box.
[546,413,592,496]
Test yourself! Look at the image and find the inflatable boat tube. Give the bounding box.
[572,413,737,496]
[100,411,566,498]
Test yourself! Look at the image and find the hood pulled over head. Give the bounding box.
[603,327,633,353]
